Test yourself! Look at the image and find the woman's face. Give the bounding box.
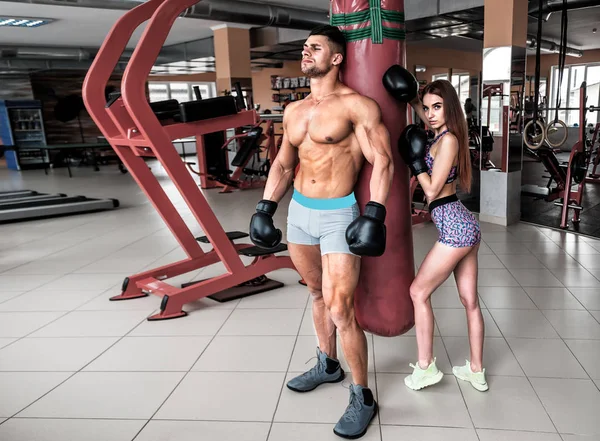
[423,93,446,130]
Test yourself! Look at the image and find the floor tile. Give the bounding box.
[496,254,545,269]
[459,376,555,432]
[524,242,566,255]
[443,337,524,376]
[431,287,465,309]
[508,269,564,287]
[478,254,506,269]
[275,373,376,423]
[128,309,232,336]
[524,288,585,310]
[0,372,71,417]
[0,337,117,372]
[192,335,295,372]
[218,308,305,336]
[541,310,600,339]
[434,309,502,337]
[29,310,151,337]
[506,338,588,378]
[0,418,145,441]
[572,254,600,270]
[381,426,478,441]
[489,310,559,338]
[36,273,123,291]
[486,242,533,255]
[0,338,16,349]
[552,268,600,288]
[560,242,600,255]
[560,435,600,441]
[478,287,537,309]
[376,373,472,427]
[18,372,184,419]
[564,340,600,379]
[0,291,25,304]
[136,421,271,441]
[373,335,451,374]
[84,336,211,372]
[535,253,583,269]
[478,269,521,287]
[476,430,561,441]
[568,288,600,310]
[236,286,309,309]
[155,371,284,422]
[0,290,104,312]
[531,378,600,436]
[270,422,381,441]
[0,275,58,291]
[0,312,65,338]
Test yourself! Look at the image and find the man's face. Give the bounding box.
[301,35,341,78]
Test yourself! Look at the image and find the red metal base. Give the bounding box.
[110,292,149,301]
[147,310,188,321]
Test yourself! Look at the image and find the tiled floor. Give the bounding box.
[1,164,600,441]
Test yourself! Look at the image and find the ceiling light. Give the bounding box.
[0,17,54,28]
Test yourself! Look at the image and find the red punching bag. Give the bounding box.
[331,0,415,337]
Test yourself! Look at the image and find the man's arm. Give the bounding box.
[262,106,299,203]
[349,96,394,205]
[417,134,458,201]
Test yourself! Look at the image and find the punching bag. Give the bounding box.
[331,0,415,336]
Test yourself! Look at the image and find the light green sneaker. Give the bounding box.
[452,360,488,392]
[404,358,444,391]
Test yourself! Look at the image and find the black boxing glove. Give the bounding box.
[345,202,386,257]
[249,200,282,249]
[382,64,419,103]
[398,124,429,177]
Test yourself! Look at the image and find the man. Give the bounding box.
[249,25,417,439]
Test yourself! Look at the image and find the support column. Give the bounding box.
[212,24,253,106]
[479,0,528,226]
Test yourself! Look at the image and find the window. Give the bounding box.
[549,63,600,127]
[148,82,216,103]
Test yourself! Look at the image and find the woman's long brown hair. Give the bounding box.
[422,80,472,193]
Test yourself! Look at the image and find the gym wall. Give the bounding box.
[30,71,122,145]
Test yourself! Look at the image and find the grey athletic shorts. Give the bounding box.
[286,189,360,256]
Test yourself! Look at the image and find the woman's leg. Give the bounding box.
[411,242,472,369]
[453,243,484,372]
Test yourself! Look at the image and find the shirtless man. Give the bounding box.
[249,25,418,439]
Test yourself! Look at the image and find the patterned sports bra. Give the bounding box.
[424,129,458,184]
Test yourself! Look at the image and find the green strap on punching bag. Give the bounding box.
[329,1,405,43]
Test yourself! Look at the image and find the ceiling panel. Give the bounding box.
[528,7,600,50]
[0,1,217,48]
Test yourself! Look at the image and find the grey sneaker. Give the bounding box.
[287,347,345,392]
[333,384,378,439]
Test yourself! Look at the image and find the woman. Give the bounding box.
[402,80,487,392]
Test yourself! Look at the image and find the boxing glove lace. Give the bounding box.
[399,124,429,177]
[382,64,419,103]
[249,200,282,249]
[345,201,386,257]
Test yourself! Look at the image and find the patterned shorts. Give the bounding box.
[429,195,481,248]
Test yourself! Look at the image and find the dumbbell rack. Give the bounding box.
[82,0,296,320]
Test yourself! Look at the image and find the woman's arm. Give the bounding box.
[416,134,458,201]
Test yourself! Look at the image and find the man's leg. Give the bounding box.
[321,253,366,385]
[322,252,377,439]
[285,223,345,392]
[288,243,337,358]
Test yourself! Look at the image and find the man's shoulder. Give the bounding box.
[339,91,382,119]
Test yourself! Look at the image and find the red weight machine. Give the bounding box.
[185,115,280,193]
[82,0,297,320]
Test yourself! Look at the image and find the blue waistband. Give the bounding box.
[292,189,357,210]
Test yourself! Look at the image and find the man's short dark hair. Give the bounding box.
[309,24,346,61]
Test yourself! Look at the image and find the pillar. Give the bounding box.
[212,24,253,105]
[479,0,528,226]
